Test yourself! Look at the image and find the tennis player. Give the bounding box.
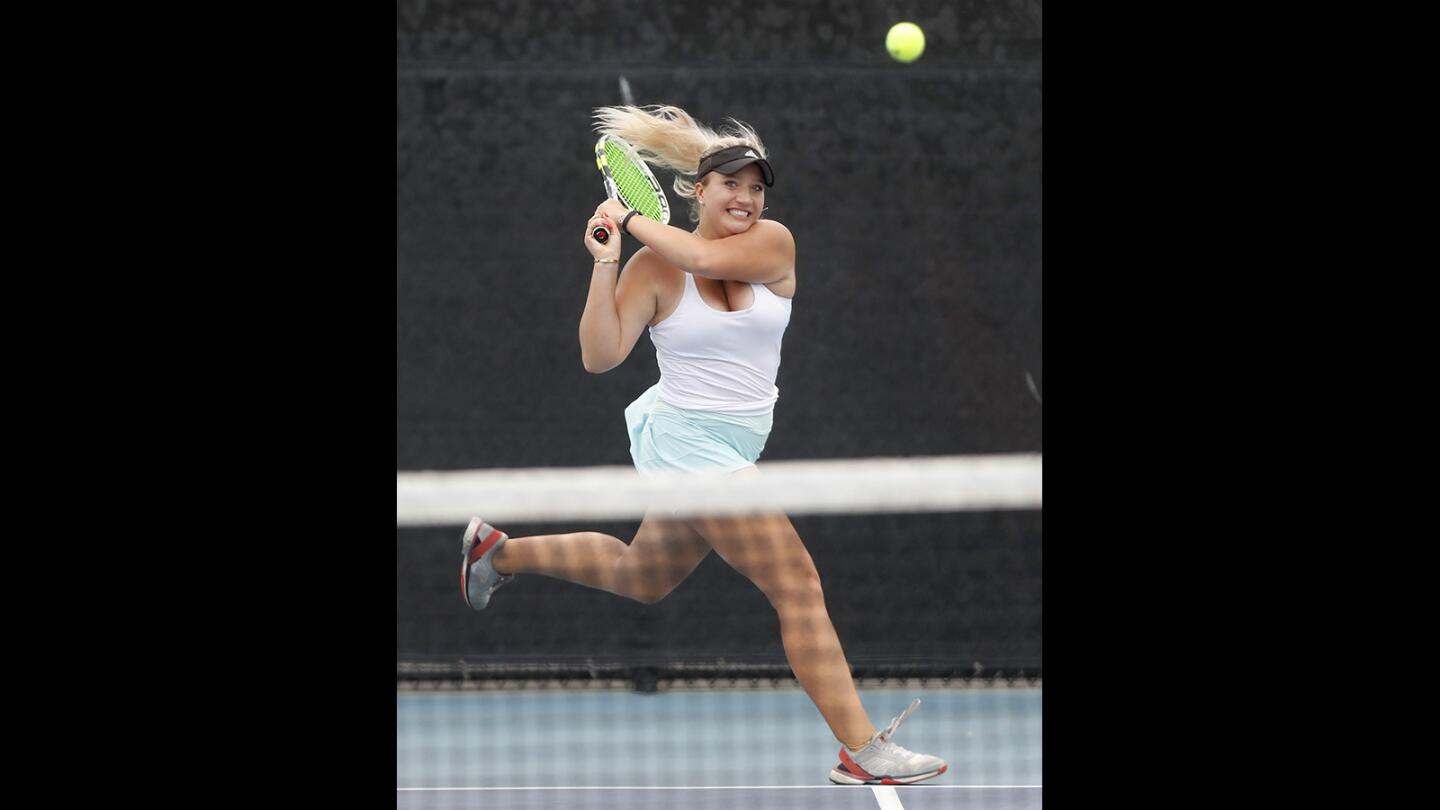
[462,104,947,786]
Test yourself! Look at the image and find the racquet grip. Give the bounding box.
[593,225,611,244]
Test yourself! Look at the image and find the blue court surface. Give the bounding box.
[398,687,1040,809]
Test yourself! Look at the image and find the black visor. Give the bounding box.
[695,145,774,187]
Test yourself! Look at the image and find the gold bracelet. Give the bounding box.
[593,257,619,264]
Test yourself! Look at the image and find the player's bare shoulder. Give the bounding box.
[754,220,797,297]
[625,245,685,280]
[752,219,795,249]
[624,246,687,323]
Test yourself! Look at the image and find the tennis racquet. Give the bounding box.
[592,134,670,244]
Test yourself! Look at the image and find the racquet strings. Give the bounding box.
[603,140,668,223]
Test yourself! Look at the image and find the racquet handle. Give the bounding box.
[593,225,611,244]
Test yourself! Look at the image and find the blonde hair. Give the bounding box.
[592,105,768,223]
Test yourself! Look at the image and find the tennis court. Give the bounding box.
[400,786,1040,810]
[399,687,1040,808]
[400,786,1041,810]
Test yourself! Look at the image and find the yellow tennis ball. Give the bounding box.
[886,22,925,63]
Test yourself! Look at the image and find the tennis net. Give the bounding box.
[397,454,1041,803]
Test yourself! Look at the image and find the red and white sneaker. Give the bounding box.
[461,517,513,610]
[829,699,948,785]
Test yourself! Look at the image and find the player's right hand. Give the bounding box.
[585,212,621,263]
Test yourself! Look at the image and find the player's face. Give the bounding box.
[699,164,766,236]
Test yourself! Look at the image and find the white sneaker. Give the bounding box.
[460,517,513,610]
[829,699,948,785]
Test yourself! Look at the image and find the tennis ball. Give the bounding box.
[886,22,925,63]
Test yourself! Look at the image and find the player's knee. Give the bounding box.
[611,550,679,605]
[766,567,825,611]
[626,579,678,605]
[794,570,825,605]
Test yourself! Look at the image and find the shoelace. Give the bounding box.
[868,698,922,754]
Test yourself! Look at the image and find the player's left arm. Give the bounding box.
[614,208,795,284]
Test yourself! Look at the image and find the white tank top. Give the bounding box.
[649,273,793,415]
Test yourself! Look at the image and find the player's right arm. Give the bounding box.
[579,215,659,373]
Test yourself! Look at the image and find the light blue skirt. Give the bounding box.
[625,384,772,475]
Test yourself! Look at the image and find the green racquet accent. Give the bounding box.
[594,135,670,231]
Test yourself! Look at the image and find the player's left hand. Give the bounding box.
[596,198,631,226]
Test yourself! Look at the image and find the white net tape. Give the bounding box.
[397,454,1041,526]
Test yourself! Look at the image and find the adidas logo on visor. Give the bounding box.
[744,150,758,158]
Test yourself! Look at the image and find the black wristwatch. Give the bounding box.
[621,209,642,234]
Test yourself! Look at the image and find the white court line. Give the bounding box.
[396,785,1042,791]
[872,785,905,809]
